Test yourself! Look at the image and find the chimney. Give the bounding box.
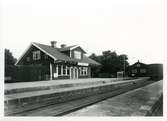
[61,44,66,48]
[51,41,57,48]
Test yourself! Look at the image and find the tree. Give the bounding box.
[89,53,102,77]
[89,50,129,78]
[5,49,17,82]
[5,49,17,66]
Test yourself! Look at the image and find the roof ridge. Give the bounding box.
[32,42,77,49]
[32,42,51,47]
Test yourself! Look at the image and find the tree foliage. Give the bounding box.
[5,49,17,66]
[89,50,129,78]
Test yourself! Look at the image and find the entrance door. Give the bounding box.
[74,68,78,79]
[70,67,78,79]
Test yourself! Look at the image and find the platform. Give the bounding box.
[65,80,163,116]
[5,77,152,116]
[5,78,147,103]
[5,78,121,94]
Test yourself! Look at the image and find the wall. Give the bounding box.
[6,78,148,106]
[20,45,53,66]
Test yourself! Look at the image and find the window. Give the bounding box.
[80,67,87,76]
[33,51,40,60]
[79,67,82,75]
[132,69,137,73]
[85,68,88,75]
[140,69,146,73]
[136,64,140,67]
[26,57,30,62]
[74,51,81,59]
[67,67,70,75]
[63,66,66,75]
[44,54,48,59]
[58,65,61,75]
[83,67,87,75]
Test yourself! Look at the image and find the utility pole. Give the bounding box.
[123,55,126,77]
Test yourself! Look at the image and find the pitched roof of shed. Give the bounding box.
[32,42,100,66]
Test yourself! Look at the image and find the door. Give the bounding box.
[70,68,74,79]
[70,67,78,79]
[74,68,78,79]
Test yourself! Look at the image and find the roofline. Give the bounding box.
[70,45,79,50]
[70,45,86,53]
[15,42,57,65]
[32,42,57,61]
[89,63,101,66]
[148,63,163,65]
[130,61,148,66]
[15,43,33,66]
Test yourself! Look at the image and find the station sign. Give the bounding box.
[78,62,89,66]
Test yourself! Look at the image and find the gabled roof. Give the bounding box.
[129,61,147,69]
[32,42,72,61]
[16,42,100,66]
[132,61,147,66]
[58,45,87,53]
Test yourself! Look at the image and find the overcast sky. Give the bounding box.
[1,0,167,65]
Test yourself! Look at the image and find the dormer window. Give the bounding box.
[74,51,81,59]
[33,50,40,60]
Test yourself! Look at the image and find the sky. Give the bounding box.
[1,0,167,65]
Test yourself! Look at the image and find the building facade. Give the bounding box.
[128,60,148,77]
[128,60,163,80]
[15,41,100,80]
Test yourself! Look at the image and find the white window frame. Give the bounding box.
[80,67,87,76]
[74,51,81,59]
[79,67,82,76]
[85,67,88,75]
[84,67,87,75]
[33,50,41,60]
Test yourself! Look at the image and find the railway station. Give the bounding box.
[4,42,163,117]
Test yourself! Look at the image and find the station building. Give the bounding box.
[15,41,100,80]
